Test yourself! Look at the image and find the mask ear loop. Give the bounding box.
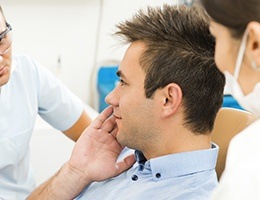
[234,30,248,80]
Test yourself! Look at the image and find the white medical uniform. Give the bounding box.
[0,54,83,199]
[211,119,260,200]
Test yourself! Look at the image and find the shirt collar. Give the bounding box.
[135,150,147,165]
[134,143,219,181]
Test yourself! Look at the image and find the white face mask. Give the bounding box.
[224,30,260,117]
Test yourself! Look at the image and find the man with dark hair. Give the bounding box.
[28,4,225,200]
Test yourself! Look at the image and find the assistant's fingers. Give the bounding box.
[91,106,113,129]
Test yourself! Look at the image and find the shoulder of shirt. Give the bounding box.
[229,119,260,147]
[235,118,260,136]
[12,53,40,73]
[13,53,35,65]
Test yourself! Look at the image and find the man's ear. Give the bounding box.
[247,21,260,67]
[161,83,183,118]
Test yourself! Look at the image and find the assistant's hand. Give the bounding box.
[68,106,136,184]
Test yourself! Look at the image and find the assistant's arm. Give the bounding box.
[63,110,92,142]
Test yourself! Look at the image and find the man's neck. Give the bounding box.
[142,131,212,160]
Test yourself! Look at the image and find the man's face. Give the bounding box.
[0,12,12,87]
[105,41,158,151]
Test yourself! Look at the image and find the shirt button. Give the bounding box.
[131,174,138,181]
[155,173,161,178]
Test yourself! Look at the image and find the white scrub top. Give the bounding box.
[211,119,260,200]
[0,54,83,199]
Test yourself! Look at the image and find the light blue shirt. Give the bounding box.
[77,144,219,200]
[0,54,83,200]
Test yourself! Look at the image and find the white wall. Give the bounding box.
[2,0,100,106]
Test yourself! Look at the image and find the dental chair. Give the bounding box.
[212,107,257,180]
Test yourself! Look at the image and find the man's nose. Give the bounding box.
[105,90,113,106]
[105,88,119,107]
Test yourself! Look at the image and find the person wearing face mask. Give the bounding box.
[199,0,260,199]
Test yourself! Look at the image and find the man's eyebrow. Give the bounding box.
[116,70,126,79]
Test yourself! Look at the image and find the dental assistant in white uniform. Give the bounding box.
[0,5,92,199]
[200,0,260,199]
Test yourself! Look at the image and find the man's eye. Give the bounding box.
[119,79,126,86]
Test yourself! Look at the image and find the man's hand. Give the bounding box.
[68,106,135,183]
[27,106,135,200]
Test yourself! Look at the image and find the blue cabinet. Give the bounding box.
[97,66,119,112]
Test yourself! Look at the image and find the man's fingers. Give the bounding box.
[100,116,117,133]
[91,106,113,129]
[109,126,118,138]
[114,154,136,176]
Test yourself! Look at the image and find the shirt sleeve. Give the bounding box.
[30,56,84,131]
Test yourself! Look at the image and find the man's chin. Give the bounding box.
[116,132,125,146]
